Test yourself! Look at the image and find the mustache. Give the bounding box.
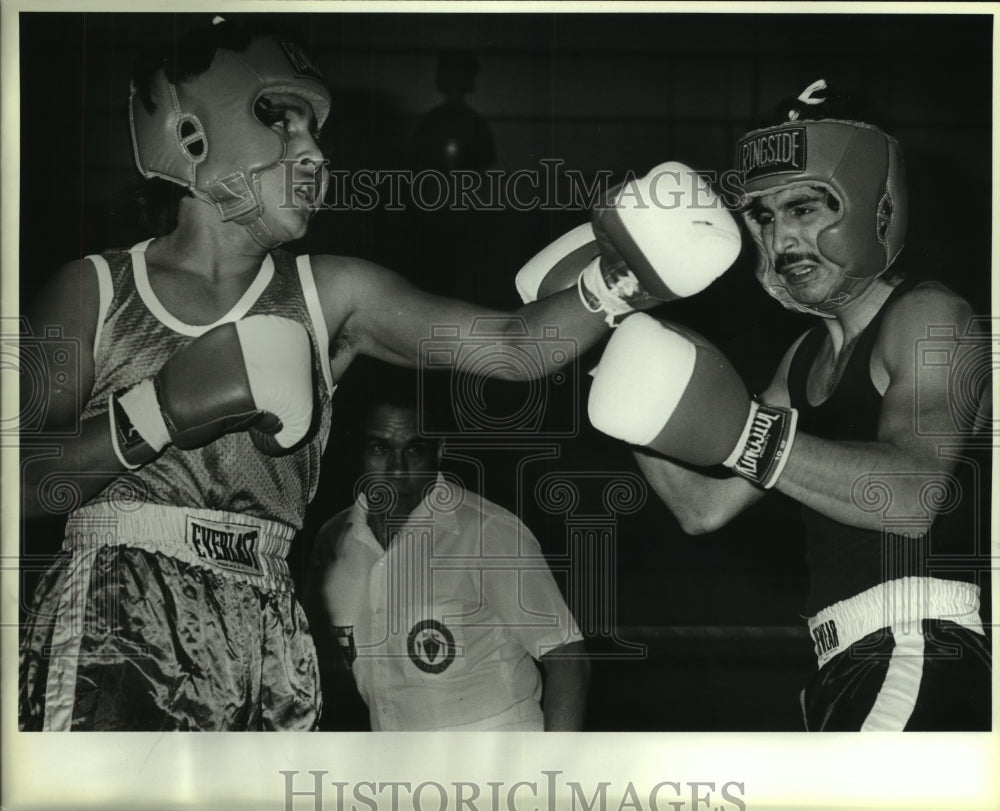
[775,252,821,274]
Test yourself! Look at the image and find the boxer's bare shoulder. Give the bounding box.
[25,257,101,428]
[871,280,975,390]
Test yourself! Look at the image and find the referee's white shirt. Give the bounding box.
[319,475,583,731]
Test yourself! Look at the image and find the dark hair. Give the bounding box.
[132,20,250,116]
[123,16,316,238]
[755,79,892,133]
[332,357,451,446]
[131,17,312,115]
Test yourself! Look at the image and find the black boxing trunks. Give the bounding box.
[800,578,990,731]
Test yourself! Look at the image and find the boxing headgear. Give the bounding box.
[734,81,907,317]
[130,35,331,248]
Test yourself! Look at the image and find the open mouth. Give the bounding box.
[293,185,317,206]
[292,168,328,207]
[780,263,818,283]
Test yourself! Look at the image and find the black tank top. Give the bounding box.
[787,278,981,615]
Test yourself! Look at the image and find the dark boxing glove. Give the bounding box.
[109,315,314,468]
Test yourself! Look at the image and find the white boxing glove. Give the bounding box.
[581,162,742,322]
[588,314,797,488]
[515,223,601,304]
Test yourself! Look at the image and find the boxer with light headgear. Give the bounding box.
[19,17,740,732]
[588,79,991,730]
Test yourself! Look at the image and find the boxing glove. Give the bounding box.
[515,223,601,304]
[588,314,797,488]
[580,162,742,323]
[109,315,314,468]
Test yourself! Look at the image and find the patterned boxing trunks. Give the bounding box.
[19,503,321,731]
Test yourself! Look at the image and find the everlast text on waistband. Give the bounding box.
[189,520,263,573]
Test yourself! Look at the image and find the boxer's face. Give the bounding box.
[255,92,329,242]
[361,404,442,518]
[748,186,845,307]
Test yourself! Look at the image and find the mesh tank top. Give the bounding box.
[80,240,335,530]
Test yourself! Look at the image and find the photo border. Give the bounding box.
[2,2,997,809]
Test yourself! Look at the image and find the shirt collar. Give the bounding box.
[345,473,461,551]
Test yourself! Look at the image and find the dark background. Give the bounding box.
[17,11,993,731]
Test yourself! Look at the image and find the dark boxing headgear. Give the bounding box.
[735,80,908,316]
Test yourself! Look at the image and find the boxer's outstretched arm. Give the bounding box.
[20,260,126,519]
[311,164,741,379]
[774,285,978,530]
[311,255,608,379]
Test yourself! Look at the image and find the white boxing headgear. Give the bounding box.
[734,81,908,317]
[130,35,331,248]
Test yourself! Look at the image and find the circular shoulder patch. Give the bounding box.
[407,619,456,674]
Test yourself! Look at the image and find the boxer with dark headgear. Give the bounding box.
[19,17,741,731]
[587,79,991,730]
[738,80,908,318]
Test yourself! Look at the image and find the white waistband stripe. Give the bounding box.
[808,577,982,669]
[65,503,295,587]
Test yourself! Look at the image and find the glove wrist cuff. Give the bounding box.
[109,379,170,469]
[579,257,635,325]
[724,400,797,489]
